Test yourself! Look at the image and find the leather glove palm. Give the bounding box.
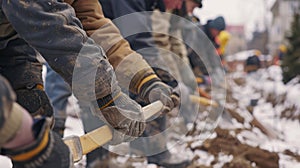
[139,81,179,114]
[136,67,180,114]
[97,93,146,145]
[15,84,53,118]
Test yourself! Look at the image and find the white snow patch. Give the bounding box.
[279,153,300,168]
[0,156,12,168]
[213,153,233,168]
[194,150,215,166]
[286,84,300,109]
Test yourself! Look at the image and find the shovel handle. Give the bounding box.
[64,101,163,162]
[80,100,163,155]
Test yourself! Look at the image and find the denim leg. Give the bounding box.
[45,63,71,132]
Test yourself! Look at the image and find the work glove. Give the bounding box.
[96,92,146,145]
[1,118,72,168]
[15,84,53,118]
[133,68,180,114]
[139,80,179,114]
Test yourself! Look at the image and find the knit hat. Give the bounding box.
[208,16,226,31]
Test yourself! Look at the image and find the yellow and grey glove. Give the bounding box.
[139,80,179,114]
[131,68,180,114]
[96,92,146,145]
[1,118,72,168]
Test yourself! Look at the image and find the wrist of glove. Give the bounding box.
[1,118,72,168]
[96,92,146,145]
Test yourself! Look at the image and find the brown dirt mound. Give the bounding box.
[189,127,279,168]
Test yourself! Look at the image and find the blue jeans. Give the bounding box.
[45,63,106,132]
[45,64,108,166]
[45,63,71,130]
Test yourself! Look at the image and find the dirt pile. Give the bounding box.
[187,127,279,168]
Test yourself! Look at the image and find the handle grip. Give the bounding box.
[64,101,163,162]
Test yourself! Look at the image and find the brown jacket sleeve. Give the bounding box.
[71,0,157,94]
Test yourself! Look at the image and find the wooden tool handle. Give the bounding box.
[80,125,112,155]
[79,101,163,155]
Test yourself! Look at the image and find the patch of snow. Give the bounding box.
[268,66,283,81]
[213,153,233,168]
[237,129,268,147]
[0,156,12,168]
[236,108,253,123]
[279,153,300,168]
[147,164,158,168]
[286,84,300,109]
[194,150,215,166]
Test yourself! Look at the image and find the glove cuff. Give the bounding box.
[137,74,161,95]
[152,67,178,88]
[129,68,160,95]
[2,119,50,163]
[140,81,173,104]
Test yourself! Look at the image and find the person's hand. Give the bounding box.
[15,84,53,118]
[139,81,179,114]
[97,93,146,145]
[2,118,72,168]
[135,67,180,114]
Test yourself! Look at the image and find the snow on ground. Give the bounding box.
[224,66,300,167]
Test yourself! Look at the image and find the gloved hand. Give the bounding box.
[127,66,179,114]
[137,68,180,114]
[139,80,179,114]
[97,93,146,145]
[15,84,53,118]
[1,118,72,168]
